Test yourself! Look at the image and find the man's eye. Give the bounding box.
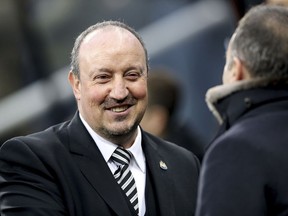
[93,74,110,79]
[93,74,111,83]
[126,72,141,80]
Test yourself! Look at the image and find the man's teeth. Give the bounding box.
[111,106,129,112]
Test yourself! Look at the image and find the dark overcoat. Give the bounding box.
[196,80,288,216]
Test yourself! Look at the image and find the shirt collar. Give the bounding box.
[126,127,146,173]
[79,113,146,173]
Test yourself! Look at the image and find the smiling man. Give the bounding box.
[0,21,200,216]
[69,23,148,148]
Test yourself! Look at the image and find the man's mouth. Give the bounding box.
[110,105,129,113]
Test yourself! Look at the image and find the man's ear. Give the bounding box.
[68,71,81,100]
[232,57,247,81]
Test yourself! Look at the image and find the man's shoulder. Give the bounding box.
[0,120,75,182]
[142,131,199,162]
[2,120,70,151]
[143,131,186,150]
[205,118,267,165]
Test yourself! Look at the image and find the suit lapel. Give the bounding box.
[66,113,132,216]
[142,132,176,216]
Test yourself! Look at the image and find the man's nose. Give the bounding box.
[109,78,129,100]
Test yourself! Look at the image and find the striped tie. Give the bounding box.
[111,147,139,214]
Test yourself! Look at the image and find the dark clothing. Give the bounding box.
[196,79,288,216]
[0,112,199,216]
[145,165,160,216]
[165,122,204,162]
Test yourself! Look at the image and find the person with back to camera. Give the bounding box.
[0,21,200,216]
[196,4,288,216]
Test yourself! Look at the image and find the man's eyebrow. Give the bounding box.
[98,68,113,73]
[125,65,144,72]
[90,67,113,74]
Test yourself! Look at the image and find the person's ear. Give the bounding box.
[68,71,81,100]
[231,57,247,81]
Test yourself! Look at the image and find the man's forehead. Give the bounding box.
[82,26,131,45]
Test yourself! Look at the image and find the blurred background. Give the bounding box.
[0,0,263,147]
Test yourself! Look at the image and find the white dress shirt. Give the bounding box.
[79,114,146,216]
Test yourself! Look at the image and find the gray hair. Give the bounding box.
[70,20,149,78]
[230,4,288,79]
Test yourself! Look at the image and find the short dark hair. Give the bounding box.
[70,20,149,78]
[147,69,180,117]
[231,4,288,79]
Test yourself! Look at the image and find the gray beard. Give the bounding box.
[98,122,139,146]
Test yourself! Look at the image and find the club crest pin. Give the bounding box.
[159,160,168,170]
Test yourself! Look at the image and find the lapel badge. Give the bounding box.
[159,160,168,170]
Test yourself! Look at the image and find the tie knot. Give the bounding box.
[111,147,131,166]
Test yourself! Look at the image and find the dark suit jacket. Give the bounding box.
[0,112,199,216]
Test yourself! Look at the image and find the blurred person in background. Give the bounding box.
[196,5,288,216]
[0,20,200,216]
[141,68,204,162]
[266,0,288,6]
[230,0,264,20]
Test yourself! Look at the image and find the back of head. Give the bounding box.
[147,69,180,117]
[231,4,288,80]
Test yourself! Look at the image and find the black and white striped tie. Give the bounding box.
[111,147,139,214]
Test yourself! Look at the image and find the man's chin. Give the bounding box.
[106,125,134,136]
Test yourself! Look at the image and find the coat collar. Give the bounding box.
[66,112,134,216]
[206,77,288,125]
